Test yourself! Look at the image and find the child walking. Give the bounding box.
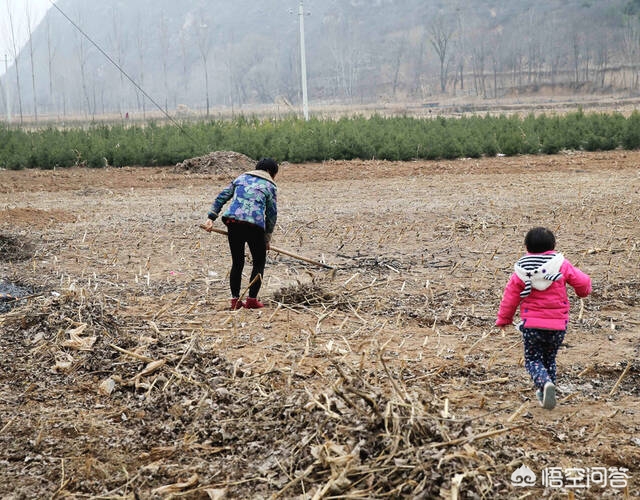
[495,227,591,409]
[202,158,278,310]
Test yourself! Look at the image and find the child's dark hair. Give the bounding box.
[525,227,556,253]
[256,157,278,177]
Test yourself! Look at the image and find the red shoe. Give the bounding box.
[230,298,245,310]
[244,297,264,309]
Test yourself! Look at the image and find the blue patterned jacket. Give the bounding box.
[208,170,278,240]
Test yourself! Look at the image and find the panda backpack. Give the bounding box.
[514,253,564,298]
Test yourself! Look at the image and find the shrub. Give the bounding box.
[622,110,640,150]
[0,110,635,169]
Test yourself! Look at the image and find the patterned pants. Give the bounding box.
[520,326,566,389]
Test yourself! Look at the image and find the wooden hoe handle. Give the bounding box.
[199,225,334,269]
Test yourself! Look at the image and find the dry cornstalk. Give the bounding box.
[578,298,585,321]
[507,402,528,423]
[473,377,510,385]
[559,393,579,404]
[109,343,153,362]
[430,424,523,449]
[0,417,15,434]
[137,359,166,378]
[577,365,593,377]
[451,470,479,500]
[270,464,314,499]
[608,360,632,397]
[464,331,490,359]
[152,473,199,495]
[311,469,351,500]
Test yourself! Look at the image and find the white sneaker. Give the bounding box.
[542,382,556,410]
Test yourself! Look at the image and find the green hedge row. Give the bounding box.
[1,110,639,170]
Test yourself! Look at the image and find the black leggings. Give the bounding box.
[226,222,266,298]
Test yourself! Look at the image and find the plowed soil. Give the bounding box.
[1,150,639,499]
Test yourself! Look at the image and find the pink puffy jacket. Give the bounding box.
[496,252,592,331]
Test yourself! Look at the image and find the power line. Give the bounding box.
[47,0,195,142]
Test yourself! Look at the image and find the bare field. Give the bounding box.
[1,150,639,498]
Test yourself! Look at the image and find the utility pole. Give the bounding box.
[3,54,10,123]
[298,1,309,120]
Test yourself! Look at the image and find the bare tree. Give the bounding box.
[523,8,542,86]
[471,42,486,97]
[109,6,128,117]
[390,34,407,98]
[25,3,37,122]
[223,45,243,112]
[273,46,298,111]
[134,14,147,118]
[221,31,240,112]
[45,16,58,116]
[504,32,525,89]
[323,13,362,102]
[159,12,170,113]
[490,45,500,98]
[595,41,610,89]
[405,25,427,99]
[452,6,465,93]
[5,0,24,124]
[583,44,592,84]
[569,26,594,87]
[76,32,93,119]
[541,17,565,88]
[622,16,640,89]
[484,25,504,99]
[409,32,427,99]
[0,55,8,121]
[244,48,279,103]
[69,5,93,119]
[428,14,454,93]
[179,31,190,103]
[571,29,582,85]
[196,12,212,117]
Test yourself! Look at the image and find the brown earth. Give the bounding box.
[0,150,639,499]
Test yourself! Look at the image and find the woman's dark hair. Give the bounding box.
[524,227,556,253]
[256,157,279,177]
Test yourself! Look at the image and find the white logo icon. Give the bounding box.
[511,465,537,487]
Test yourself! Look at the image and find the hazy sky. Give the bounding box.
[0,0,53,75]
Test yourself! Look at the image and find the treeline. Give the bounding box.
[4,0,639,120]
[2,111,640,170]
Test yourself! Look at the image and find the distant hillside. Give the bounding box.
[0,0,638,122]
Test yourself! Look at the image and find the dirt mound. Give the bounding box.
[173,150,255,175]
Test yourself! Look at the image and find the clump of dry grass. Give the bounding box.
[1,282,525,498]
[0,233,34,262]
[272,280,338,306]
